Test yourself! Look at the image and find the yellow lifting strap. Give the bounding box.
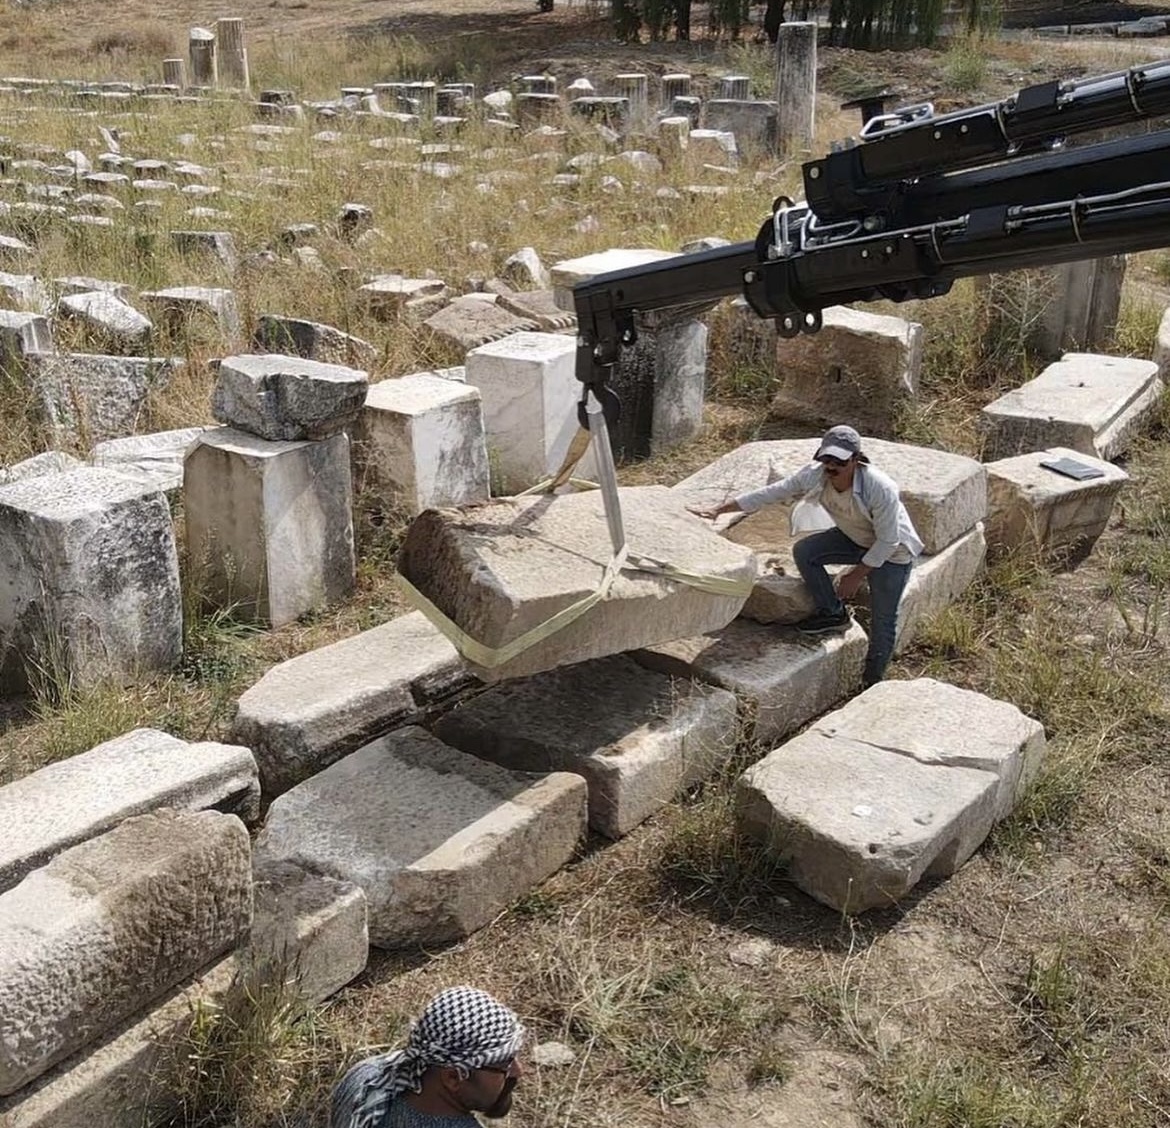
[395,395,752,670]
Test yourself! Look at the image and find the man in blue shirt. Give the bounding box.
[691,425,923,687]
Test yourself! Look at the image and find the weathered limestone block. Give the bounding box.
[211,354,368,441]
[0,728,258,894]
[673,438,987,556]
[0,310,51,370]
[356,374,490,513]
[985,446,1128,561]
[423,295,538,351]
[255,726,587,948]
[0,272,48,314]
[360,275,447,320]
[56,291,151,351]
[436,655,738,839]
[0,810,252,1095]
[188,27,217,87]
[769,306,923,438]
[54,277,132,301]
[214,18,249,90]
[981,353,1162,460]
[22,353,179,447]
[0,862,364,1128]
[0,469,181,692]
[183,428,355,627]
[633,617,867,744]
[249,860,367,1005]
[138,286,240,339]
[550,248,680,313]
[775,21,817,153]
[253,314,377,369]
[464,331,598,492]
[703,100,778,151]
[170,229,237,269]
[650,318,708,455]
[91,426,211,495]
[686,128,738,168]
[0,452,84,485]
[399,486,756,682]
[500,246,549,290]
[232,610,474,796]
[494,288,576,332]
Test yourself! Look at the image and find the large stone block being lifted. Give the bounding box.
[397,486,756,681]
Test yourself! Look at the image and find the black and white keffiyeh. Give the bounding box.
[332,986,525,1128]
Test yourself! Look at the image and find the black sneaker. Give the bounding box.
[795,608,851,635]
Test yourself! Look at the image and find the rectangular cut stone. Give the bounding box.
[0,810,252,1095]
[357,374,490,513]
[253,314,377,369]
[736,729,1000,913]
[255,726,586,948]
[810,678,1047,821]
[436,655,737,838]
[0,469,181,692]
[138,286,240,339]
[0,310,51,369]
[633,618,867,744]
[550,248,680,312]
[231,610,474,796]
[464,331,597,493]
[183,428,355,627]
[423,295,538,351]
[981,353,1162,460]
[398,486,756,682]
[702,100,778,151]
[985,446,1128,561]
[770,306,922,438]
[90,426,211,494]
[0,728,258,893]
[673,439,986,555]
[0,865,365,1128]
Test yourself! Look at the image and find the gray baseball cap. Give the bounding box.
[814,424,864,462]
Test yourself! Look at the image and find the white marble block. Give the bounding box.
[464,331,597,493]
[0,469,181,693]
[183,427,355,627]
[357,373,490,513]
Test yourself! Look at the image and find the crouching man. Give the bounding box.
[690,424,923,687]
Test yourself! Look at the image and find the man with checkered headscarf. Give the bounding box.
[331,986,526,1128]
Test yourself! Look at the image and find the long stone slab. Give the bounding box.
[633,618,867,745]
[0,810,252,1095]
[397,486,756,682]
[0,862,366,1128]
[0,728,258,894]
[435,655,737,839]
[231,610,476,797]
[90,426,211,495]
[255,726,587,948]
[981,353,1163,460]
[984,446,1128,561]
[673,438,986,555]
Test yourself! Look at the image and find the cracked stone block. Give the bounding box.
[232,609,475,797]
[399,486,756,682]
[436,655,737,839]
[981,353,1163,460]
[423,294,537,351]
[138,285,240,340]
[183,427,356,627]
[0,810,252,1095]
[736,678,1046,913]
[56,291,152,351]
[0,728,258,894]
[0,468,181,692]
[985,446,1129,562]
[255,725,587,948]
[499,246,549,290]
[356,372,490,513]
[252,314,377,369]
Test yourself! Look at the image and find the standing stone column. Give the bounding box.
[215,18,250,90]
[615,72,649,128]
[719,75,750,100]
[662,73,691,105]
[163,58,187,89]
[775,21,817,155]
[188,28,217,89]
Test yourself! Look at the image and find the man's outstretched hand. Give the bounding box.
[687,500,742,520]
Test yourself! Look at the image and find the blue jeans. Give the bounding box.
[792,526,912,687]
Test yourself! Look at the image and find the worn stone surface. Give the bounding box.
[550,248,680,312]
[494,288,576,332]
[0,452,84,485]
[184,428,355,627]
[399,486,755,682]
[703,99,778,151]
[0,728,258,894]
[423,295,537,351]
[22,353,179,447]
[672,438,986,555]
[356,373,490,513]
[981,353,1163,460]
[648,317,707,454]
[463,331,596,492]
[0,468,181,692]
[0,310,51,368]
[57,291,151,351]
[90,426,210,493]
[255,726,587,948]
[633,617,866,744]
[170,229,237,269]
[232,610,474,796]
[436,655,737,838]
[500,246,549,290]
[138,286,240,339]
[985,446,1128,561]
[212,353,368,441]
[361,274,447,320]
[770,306,923,438]
[0,810,252,1095]
[252,314,377,369]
